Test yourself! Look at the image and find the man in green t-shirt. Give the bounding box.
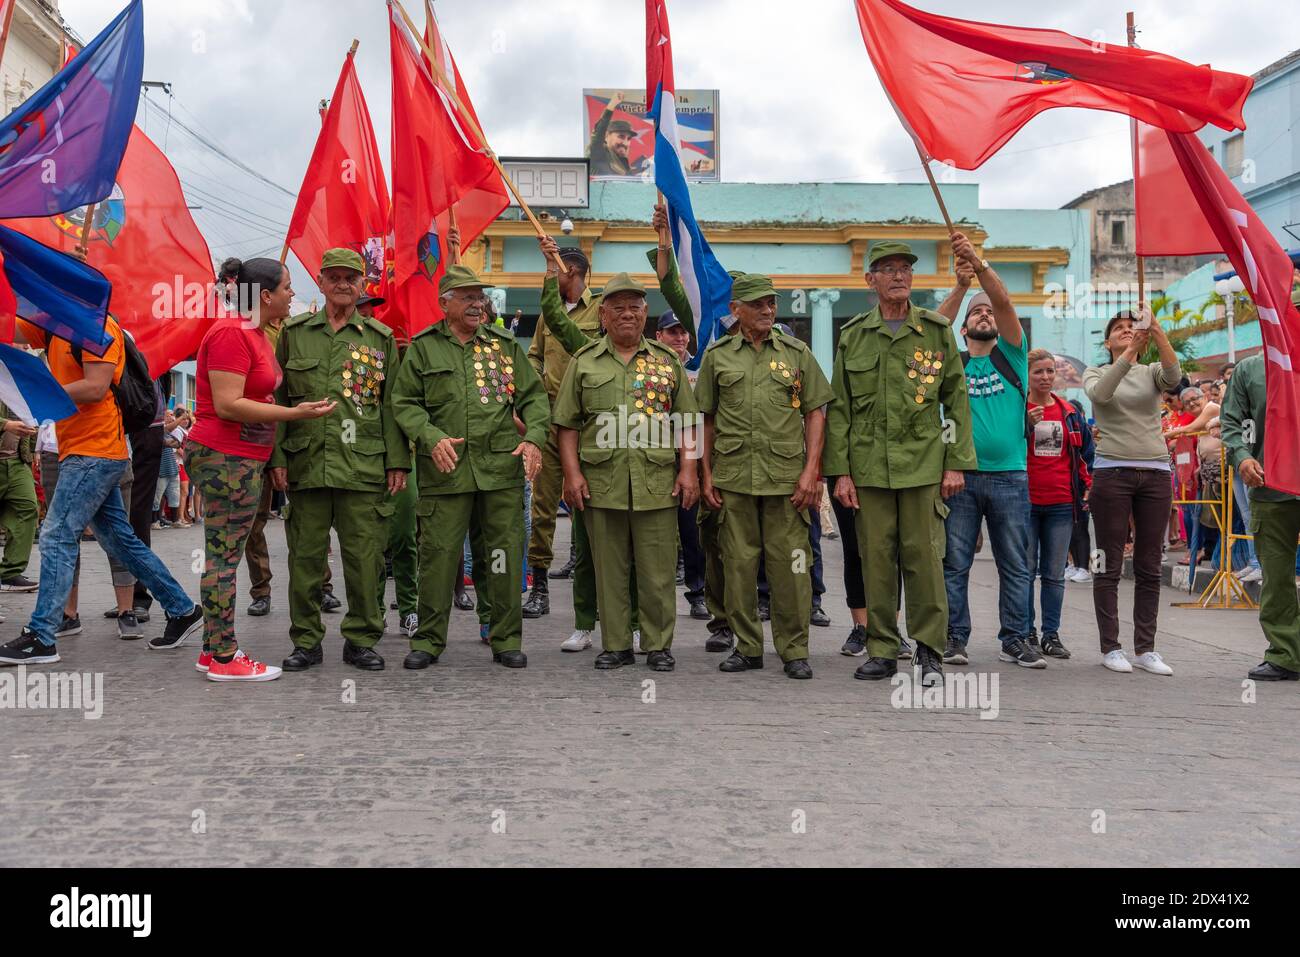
[936,232,1043,671]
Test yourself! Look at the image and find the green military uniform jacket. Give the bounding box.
[695,328,833,496]
[552,336,698,511]
[1221,353,1299,504]
[530,249,696,394]
[823,302,977,489]
[0,403,33,464]
[391,320,550,496]
[269,308,411,491]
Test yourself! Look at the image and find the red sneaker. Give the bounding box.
[195,651,213,673]
[206,650,282,682]
[463,574,472,587]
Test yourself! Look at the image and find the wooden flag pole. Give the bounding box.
[915,143,956,235]
[76,203,98,258]
[392,0,567,273]
[447,205,460,265]
[1127,11,1146,312]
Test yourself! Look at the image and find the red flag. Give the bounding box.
[1133,121,1220,256]
[388,0,507,336]
[285,50,392,310]
[854,0,1253,170]
[1137,129,1300,494]
[8,125,220,378]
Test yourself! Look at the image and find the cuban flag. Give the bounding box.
[0,343,77,426]
[0,0,144,218]
[646,0,732,369]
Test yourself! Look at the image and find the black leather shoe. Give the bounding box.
[719,651,763,672]
[453,589,475,611]
[916,642,943,687]
[854,657,897,680]
[321,591,342,613]
[647,650,675,672]
[403,650,438,670]
[342,642,384,671]
[689,599,710,621]
[493,650,528,669]
[282,645,324,671]
[247,597,270,617]
[809,604,832,627]
[594,649,636,670]
[757,597,770,621]
[522,578,549,618]
[784,659,813,679]
[705,628,734,652]
[1248,661,1299,681]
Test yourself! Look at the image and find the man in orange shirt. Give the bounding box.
[0,318,203,665]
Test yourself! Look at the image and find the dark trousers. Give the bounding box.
[1069,509,1092,569]
[678,502,705,603]
[1090,467,1172,655]
[831,489,865,609]
[129,426,163,610]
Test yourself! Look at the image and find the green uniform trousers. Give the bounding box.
[286,487,392,650]
[1251,499,1300,673]
[571,507,637,632]
[699,503,729,635]
[0,458,38,581]
[379,468,419,619]
[527,423,564,572]
[717,492,811,661]
[587,506,673,652]
[244,470,273,601]
[412,487,524,656]
[855,484,949,658]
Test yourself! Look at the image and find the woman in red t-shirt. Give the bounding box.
[1025,348,1092,659]
[186,258,334,682]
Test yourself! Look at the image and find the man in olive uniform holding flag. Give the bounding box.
[391,265,549,670]
[823,241,976,687]
[270,248,411,672]
[696,274,833,678]
[554,273,699,672]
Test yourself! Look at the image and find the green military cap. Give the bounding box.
[602,272,647,298]
[867,241,918,270]
[730,272,777,302]
[319,247,365,274]
[608,119,635,135]
[438,264,494,296]
[727,269,746,281]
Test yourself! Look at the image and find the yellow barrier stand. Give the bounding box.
[1169,444,1257,610]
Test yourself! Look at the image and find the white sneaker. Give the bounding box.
[1235,566,1262,583]
[561,629,594,652]
[401,612,419,638]
[1102,649,1133,673]
[1072,568,1093,583]
[1133,651,1173,676]
[1064,564,1079,581]
[632,629,643,654]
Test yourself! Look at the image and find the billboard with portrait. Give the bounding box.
[583,88,720,182]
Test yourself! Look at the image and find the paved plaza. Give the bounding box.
[1,515,1296,868]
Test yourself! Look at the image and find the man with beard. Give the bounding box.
[823,242,976,687]
[939,231,1044,671]
[588,91,648,178]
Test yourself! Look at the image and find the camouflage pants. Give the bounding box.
[186,442,264,657]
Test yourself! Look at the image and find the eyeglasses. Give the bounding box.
[452,292,488,304]
[872,265,913,277]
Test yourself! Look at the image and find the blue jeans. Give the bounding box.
[1026,503,1074,637]
[943,470,1033,648]
[28,455,195,647]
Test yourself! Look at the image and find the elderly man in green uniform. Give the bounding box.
[553,273,699,671]
[0,403,38,592]
[823,241,977,687]
[696,274,833,679]
[1222,343,1300,682]
[269,248,411,672]
[391,265,548,670]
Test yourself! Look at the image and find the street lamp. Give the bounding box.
[1215,275,1245,363]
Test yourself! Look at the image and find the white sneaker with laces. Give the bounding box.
[1072,567,1093,583]
[1133,651,1173,676]
[1235,565,1262,583]
[1064,564,1079,580]
[561,629,594,652]
[633,629,643,654]
[1102,649,1133,673]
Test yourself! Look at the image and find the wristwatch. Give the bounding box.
[975,258,990,274]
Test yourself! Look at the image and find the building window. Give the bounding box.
[1111,219,1126,248]
[1223,134,1245,178]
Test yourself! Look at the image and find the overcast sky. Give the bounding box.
[58,0,1295,274]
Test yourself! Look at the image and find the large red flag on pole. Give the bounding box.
[1134,127,1300,495]
[284,45,392,309]
[387,0,507,337]
[853,0,1253,170]
[8,125,221,377]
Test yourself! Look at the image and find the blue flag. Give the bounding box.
[0,342,77,426]
[0,0,144,218]
[0,224,112,355]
